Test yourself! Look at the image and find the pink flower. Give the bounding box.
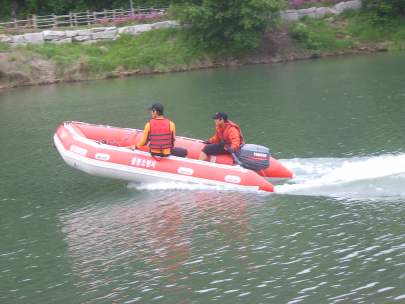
[136,13,147,21]
[290,0,304,9]
[149,12,159,20]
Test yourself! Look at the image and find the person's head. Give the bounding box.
[148,103,164,117]
[211,111,228,126]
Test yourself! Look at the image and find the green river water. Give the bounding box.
[1,51,405,303]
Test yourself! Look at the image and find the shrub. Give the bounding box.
[172,0,285,56]
[291,23,322,54]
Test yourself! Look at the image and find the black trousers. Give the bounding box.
[201,142,228,156]
[152,147,188,158]
[171,147,188,158]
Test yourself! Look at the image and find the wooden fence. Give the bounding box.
[0,6,170,31]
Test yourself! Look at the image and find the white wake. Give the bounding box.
[275,154,405,199]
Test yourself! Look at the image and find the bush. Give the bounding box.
[291,23,321,54]
[171,0,285,56]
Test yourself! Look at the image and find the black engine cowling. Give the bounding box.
[236,144,270,171]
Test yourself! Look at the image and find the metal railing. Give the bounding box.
[0,6,171,31]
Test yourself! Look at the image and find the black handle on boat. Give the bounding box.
[208,139,242,166]
[223,143,242,166]
[231,152,242,166]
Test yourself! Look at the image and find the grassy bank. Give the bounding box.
[0,27,206,88]
[290,9,405,55]
[1,9,405,89]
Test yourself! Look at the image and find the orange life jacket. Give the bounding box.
[216,120,245,148]
[148,118,173,153]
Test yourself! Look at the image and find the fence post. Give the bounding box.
[14,18,17,29]
[93,11,97,25]
[69,12,73,27]
[74,13,78,28]
[113,9,116,20]
[86,10,90,25]
[33,14,37,30]
[27,14,37,30]
[137,6,141,15]
[51,13,56,28]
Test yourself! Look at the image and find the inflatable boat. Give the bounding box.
[53,121,293,192]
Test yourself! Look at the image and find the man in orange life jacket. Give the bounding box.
[130,103,188,157]
[199,111,245,161]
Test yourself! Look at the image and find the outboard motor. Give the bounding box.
[236,144,270,172]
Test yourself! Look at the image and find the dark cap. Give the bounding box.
[147,103,164,113]
[211,111,228,121]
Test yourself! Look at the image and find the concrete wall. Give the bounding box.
[0,20,180,47]
[280,0,361,21]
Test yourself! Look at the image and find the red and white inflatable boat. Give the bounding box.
[53,121,293,192]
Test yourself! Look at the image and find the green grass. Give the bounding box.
[343,7,405,43]
[389,29,405,51]
[0,41,10,52]
[25,27,204,76]
[7,55,17,62]
[291,16,356,55]
[347,12,405,51]
[292,8,405,54]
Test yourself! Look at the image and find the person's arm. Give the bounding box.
[209,129,220,144]
[130,123,150,150]
[228,127,241,152]
[170,121,176,146]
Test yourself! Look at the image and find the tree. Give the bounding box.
[171,0,285,55]
[0,0,25,19]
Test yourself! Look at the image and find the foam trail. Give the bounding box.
[128,181,223,191]
[275,154,405,199]
[127,181,270,196]
[127,154,405,198]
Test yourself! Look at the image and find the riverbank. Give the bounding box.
[0,16,393,90]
